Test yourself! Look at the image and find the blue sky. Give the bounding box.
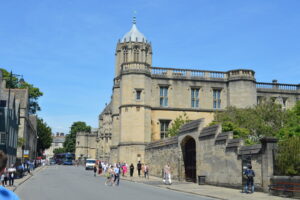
[0,0,299,133]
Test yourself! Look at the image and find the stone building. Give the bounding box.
[97,18,300,165]
[0,77,20,166]
[44,133,65,159]
[97,103,112,161]
[0,71,38,162]
[75,129,97,160]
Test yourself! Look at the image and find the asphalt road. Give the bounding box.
[16,165,216,200]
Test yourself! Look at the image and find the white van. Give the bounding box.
[85,159,96,170]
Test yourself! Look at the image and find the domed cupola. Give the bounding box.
[121,17,147,43]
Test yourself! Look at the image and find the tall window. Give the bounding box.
[160,120,170,139]
[136,90,142,100]
[213,89,221,109]
[134,47,139,62]
[191,88,200,108]
[123,47,128,62]
[160,87,168,107]
[0,132,6,145]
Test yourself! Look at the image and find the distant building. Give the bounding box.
[44,133,65,159]
[75,129,97,160]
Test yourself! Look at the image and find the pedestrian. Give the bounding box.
[105,166,113,186]
[144,164,149,179]
[0,150,20,199]
[243,165,255,193]
[130,163,134,177]
[163,163,172,185]
[122,163,127,177]
[98,161,102,175]
[8,164,16,186]
[1,173,5,187]
[113,164,120,186]
[137,161,142,177]
[93,163,97,177]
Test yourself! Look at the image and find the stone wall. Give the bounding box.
[145,136,180,179]
[144,119,277,192]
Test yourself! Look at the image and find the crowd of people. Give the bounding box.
[0,151,20,199]
[88,160,172,186]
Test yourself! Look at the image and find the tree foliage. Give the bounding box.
[53,147,66,155]
[210,99,288,144]
[167,112,190,137]
[37,118,53,152]
[275,137,300,175]
[0,68,43,114]
[64,121,91,153]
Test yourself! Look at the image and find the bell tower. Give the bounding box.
[114,17,152,77]
[110,17,153,164]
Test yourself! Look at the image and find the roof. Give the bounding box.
[239,144,262,155]
[99,102,112,119]
[53,137,65,143]
[199,124,219,138]
[226,138,242,148]
[215,131,232,141]
[121,18,147,43]
[179,118,203,135]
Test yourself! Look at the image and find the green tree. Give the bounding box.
[275,137,300,175]
[37,118,53,153]
[53,147,66,155]
[211,100,288,144]
[64,121,91,153]
[0,68,43,114]
[167,112,190,137]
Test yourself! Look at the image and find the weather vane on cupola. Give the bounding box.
[133,11,137,24]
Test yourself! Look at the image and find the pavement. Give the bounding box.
[6,165,46,192]
[120,174,295,200]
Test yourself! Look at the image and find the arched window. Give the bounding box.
[133,46,139,62]
[123,47,128,62]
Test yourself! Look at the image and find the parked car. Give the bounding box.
[85,159,96,170]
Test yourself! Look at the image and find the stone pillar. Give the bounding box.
[260,137,278,192]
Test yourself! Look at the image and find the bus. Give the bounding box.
[54,153,75,165]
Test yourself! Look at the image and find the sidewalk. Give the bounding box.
[6,165,46,192]
[120,175,294,200]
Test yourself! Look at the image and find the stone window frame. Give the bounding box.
[190,87,201,108]
[133,45,140,62]
[122,46,128,62]
[212,87,223,109]
[159,85,169,107]
[135,88,143,101]
[159,120,171,139]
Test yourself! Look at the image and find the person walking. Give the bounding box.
[122,163,127,177]
[93,163,97,177]
[129,163,134,177]
[137,161,142,177]
[163,164,172,185]
[105,166,114,186]
[0,151,20,199]
[113,164,121,186]
[8,164,16,186]
[144,164,149,179]
[98,161,102,175]
[244,165,255,193]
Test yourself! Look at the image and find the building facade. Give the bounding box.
[77,19,300,166]
[44,133,65,159]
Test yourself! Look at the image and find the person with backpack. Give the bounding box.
[244,165,255,193]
